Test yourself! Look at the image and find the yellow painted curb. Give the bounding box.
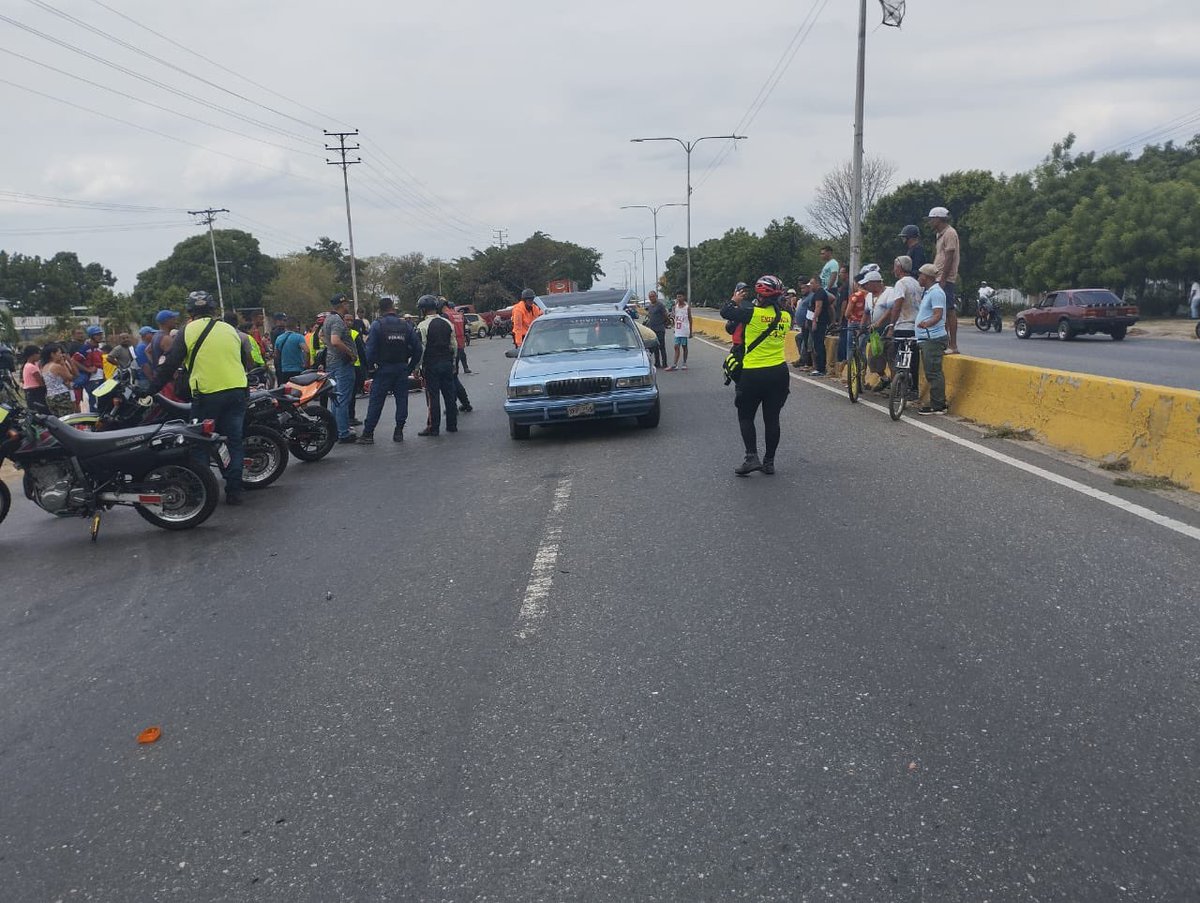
[691,316,1200,491]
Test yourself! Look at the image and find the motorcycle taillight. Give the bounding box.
[202,419,216,435]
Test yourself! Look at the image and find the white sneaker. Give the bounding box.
[681,364,688,370]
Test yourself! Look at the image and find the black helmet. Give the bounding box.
[186,290,215,313]
[898,224,920,240]
[416,294,439,312]
[520,289,536,301]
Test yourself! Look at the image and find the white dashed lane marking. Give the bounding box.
[515,475,573,639]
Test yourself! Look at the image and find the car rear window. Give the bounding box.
[1072,290,1124,306]
[522,317,640,355]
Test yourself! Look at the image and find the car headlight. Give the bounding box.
[615,375,654,389]
[507,384,545,398]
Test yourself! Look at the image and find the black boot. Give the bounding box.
[734,454,762,477]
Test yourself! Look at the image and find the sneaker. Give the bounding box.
[356,434,375,445]
[761,460,775,475]
[349,418,363,426]
[664,366,676,372]
[681,364,688,370]
[917,405,947,416]
[734,454,763,477]
[791,361,806,369]
[417,428,438,437]
[459,404,473,413]
[810,370,826,377]
[392,429,404,442]
[338,434,358,444]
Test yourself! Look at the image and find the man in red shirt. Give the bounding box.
[73,325,106,412]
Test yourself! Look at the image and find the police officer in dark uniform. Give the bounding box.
[357,296,422,444]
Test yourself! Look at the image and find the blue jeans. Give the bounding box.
[423,361,457,433]
[191,388,247,494]
[363,363,410,435]
[328,360,355,437]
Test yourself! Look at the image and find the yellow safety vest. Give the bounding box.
[350,328,362,370]
[246,333,265,366]
[183,318,249,394]
[742,305,791,370]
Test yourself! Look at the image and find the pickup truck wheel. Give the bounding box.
[1057,319,1075,341]
[1110,326,1127,341]
[1015,318,1030,339]
[509,420,530,440]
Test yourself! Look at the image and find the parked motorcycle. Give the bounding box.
[0,390,224,539]
[62,369,289,490]
[247,371,337,462]
[975,298,1003,333]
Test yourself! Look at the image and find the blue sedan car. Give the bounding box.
[504,307,660,440]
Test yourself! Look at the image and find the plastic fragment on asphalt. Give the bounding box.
[137,726,162,744]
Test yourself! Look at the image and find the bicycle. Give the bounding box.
[888,335,917,421]
[844,322,866,404]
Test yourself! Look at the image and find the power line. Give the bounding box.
[694,0,830,190]
[1103,107,1200,154]
[0,189,182,212]
[188,208,231,316]
[25,0,317,132]
[85,0,347,130]
[362,137,486,232]
[0,11,312,144]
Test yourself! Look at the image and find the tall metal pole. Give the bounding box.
[324,130,362,318]
[189,207,230,318]
[621,202,685,293]
[631,136,746,307]
[849,0,867,278]
[621,237,653,299]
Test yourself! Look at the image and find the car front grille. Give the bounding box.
[545,377,613,397]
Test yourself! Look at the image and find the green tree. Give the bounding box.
[262,254,340,324]
[135,230,277,311]
[454,232,604,310]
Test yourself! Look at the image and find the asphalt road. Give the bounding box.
[3,336,1200,901]
[693,309,1200,391]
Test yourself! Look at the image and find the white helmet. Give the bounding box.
[927,206,950,219]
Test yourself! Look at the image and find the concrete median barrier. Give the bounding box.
[690,316,1200,492]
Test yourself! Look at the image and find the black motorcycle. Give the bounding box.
[975,298,1003,333]
[0,387,224,539]
[245,372,338,462]
[63,368,289,490]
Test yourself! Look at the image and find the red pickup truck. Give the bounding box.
[1014,289,1139,341]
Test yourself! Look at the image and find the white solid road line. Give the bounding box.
[515,475,573,639]
[693,336,1200,545]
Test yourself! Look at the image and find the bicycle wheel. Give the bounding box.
[889,372,910,421]
[846,353,860,403]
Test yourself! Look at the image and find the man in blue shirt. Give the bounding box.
[133,325,155,385]
[357,296,422,444]
[915,263,948,415]
[273,318,307,383]
[819,246,839,292]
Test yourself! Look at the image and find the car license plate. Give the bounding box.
[217,443,231,468]
[566,402,595,418]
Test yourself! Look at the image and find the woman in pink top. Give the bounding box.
[21,344,47,410]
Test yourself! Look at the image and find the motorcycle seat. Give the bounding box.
[287,372,324,387]
[155,394,193,414]
[43,416,167,456]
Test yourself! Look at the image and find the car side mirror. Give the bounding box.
[504,348,519,359]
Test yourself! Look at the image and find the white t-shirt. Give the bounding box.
[1189,281,1200,302]
[868,288,894,327]
[892,276,922,330]
[978,286,995,302]
[673,304,691,337]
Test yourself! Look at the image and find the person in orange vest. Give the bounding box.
[511,288,543,347]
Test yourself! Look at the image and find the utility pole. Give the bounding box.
[324,129,362,318]
[188,207,230,318]
[849,0,867,278]
[631,134,747,307]
[621,236,654,300]
[492,228,509,249]
[621,202,685,293]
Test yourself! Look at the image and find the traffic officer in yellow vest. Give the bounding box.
[148,290,255,505]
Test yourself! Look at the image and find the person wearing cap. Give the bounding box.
[898,225,928,274]
[881,255,922,393]
[357,297,422,444]
[511,289,543,348]
[914,263,949,415]
[150,309,180,378]
[927,206,961,353]
[414,295,458,436]
[73,325,106,411]
[148,291,255,504]
[133,326,156,385]
[321,294,359,443]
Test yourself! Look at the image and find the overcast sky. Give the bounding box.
[1,0,1197,293]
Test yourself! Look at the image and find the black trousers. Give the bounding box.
[652,329,668,367]
[734,364,789,460]
[423,361,457,433]
[811,322,829,372]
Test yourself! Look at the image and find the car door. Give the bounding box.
[1030,293,1056,331]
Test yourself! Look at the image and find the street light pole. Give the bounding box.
[621,236,653,299]
[849,0,867,278]
[620,202,686,294]
[631,135,746,307]
[617,251,637,295]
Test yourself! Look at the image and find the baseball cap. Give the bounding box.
[273,311,287,320]
[786,288,798,296]
[138,325,155,336]
[918,263,939,278]
[155,309,179,323]
[927,206,950,219]
[86,325,104,337]
[860,270,883,284]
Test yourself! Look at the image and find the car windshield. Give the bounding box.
[521,316,640,356]
[1073,290,1124,306]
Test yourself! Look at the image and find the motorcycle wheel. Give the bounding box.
[287,405,337,462]
[0,478,10,525]
[241,424,289,489]
[975,315,989,332]
[135,460,219,531]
